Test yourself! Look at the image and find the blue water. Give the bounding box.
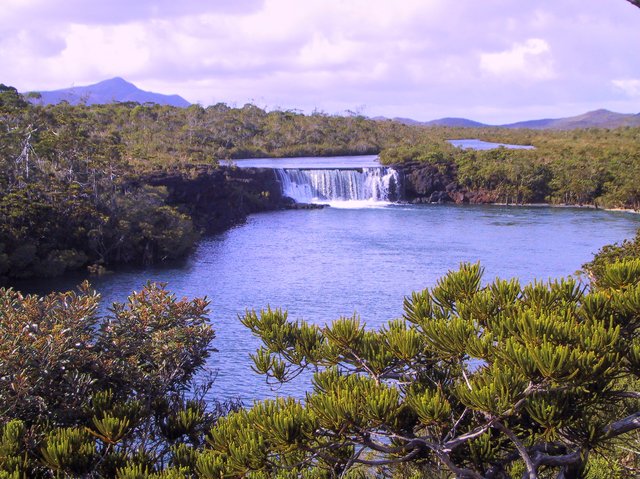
[230,155,380,169]
[13,204,640,403]
[448,139,535,150]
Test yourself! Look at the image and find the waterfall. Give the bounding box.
[275,167,400,205]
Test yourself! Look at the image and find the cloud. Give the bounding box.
[1,0,264,25]
[1,0,639,123]
[612,79,640,98]
[479,38,555,80]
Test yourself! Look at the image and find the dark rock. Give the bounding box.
[286,202,328,210]
[138,166,289,234]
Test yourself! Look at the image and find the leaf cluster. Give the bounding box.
[219,260,640,478]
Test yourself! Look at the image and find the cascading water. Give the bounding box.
[275,167,400,205]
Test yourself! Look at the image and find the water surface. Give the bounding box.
[230,154,379,168]
[448,139,535,150]
[16,204,639,402]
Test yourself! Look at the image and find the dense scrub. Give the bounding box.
[583,229,640,286]
[381,127,640,208]
[0,282,240,478]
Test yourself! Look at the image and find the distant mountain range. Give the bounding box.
[23,78,640,129]
[27,77,190,107]
[380,109,640,130]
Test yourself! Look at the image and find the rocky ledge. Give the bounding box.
[134,166,292,234]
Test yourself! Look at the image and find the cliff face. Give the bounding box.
[393,162,501,205]
[139,166,291,234]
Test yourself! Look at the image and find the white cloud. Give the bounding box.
[479,38,555,80]
[612,79,640,98]
[1,0,639,123]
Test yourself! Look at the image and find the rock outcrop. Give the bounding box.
[134,166,291,234]
[393,162,502,205]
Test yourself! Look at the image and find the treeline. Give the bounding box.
[380,126,640,209]
[24,91,418,169]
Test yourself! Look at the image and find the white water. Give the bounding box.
[275,167,400,206]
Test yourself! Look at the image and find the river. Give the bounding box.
[17,201,640,403]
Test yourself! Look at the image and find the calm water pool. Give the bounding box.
[14,204,640,403]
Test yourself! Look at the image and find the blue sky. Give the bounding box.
[1,0,639,123]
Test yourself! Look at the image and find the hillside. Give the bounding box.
[423,117,488,127]
[384,109,640,130]
[503,109,640,129]
[27,77,190,107]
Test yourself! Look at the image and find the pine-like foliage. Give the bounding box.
[219,260,640,478]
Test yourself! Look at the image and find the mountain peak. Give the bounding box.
[98,77,134,87]
[28,78,190,107]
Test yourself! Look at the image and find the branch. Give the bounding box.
[532,448,582,469]
[494,421,537,479]
[611,391,640,400]
[602,411,640,439]
[350,447,423,466]
[435,450,485,479]
[443,419,496,452]
[444,407,469,442]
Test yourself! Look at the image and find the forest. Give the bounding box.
[380,127,640,208]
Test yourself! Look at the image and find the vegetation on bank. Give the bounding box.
[0,84,417,282]
[1,247,639,478]
[583,229,640,286]
[380,127,640,209]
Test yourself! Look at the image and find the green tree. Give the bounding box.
[0,282,230,477]
[205,260,640,478]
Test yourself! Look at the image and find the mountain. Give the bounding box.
[423,117,488,128]
[28,77,190,107]
[501,109,640,129]
[375,109,640,130]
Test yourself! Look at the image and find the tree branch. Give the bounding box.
[435,450,485,479]
[494,420,537,479]
[602,410,640,439]
[443,420,496,452]
[532,448,582,469]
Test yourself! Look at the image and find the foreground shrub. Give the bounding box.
[206,260,640,478]
[0,283,235,477]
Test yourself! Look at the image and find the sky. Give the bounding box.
[1,0,639,124]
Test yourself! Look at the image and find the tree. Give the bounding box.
[203,260,640,478]
[0,282,232,477]
[583,229,640,287]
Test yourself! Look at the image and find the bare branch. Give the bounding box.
[435,450,485,479]
[494,421,537,479]
[443,419,496,452]
[602,411,640,439]
[532,448,582,469]
[350,447,422,466]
